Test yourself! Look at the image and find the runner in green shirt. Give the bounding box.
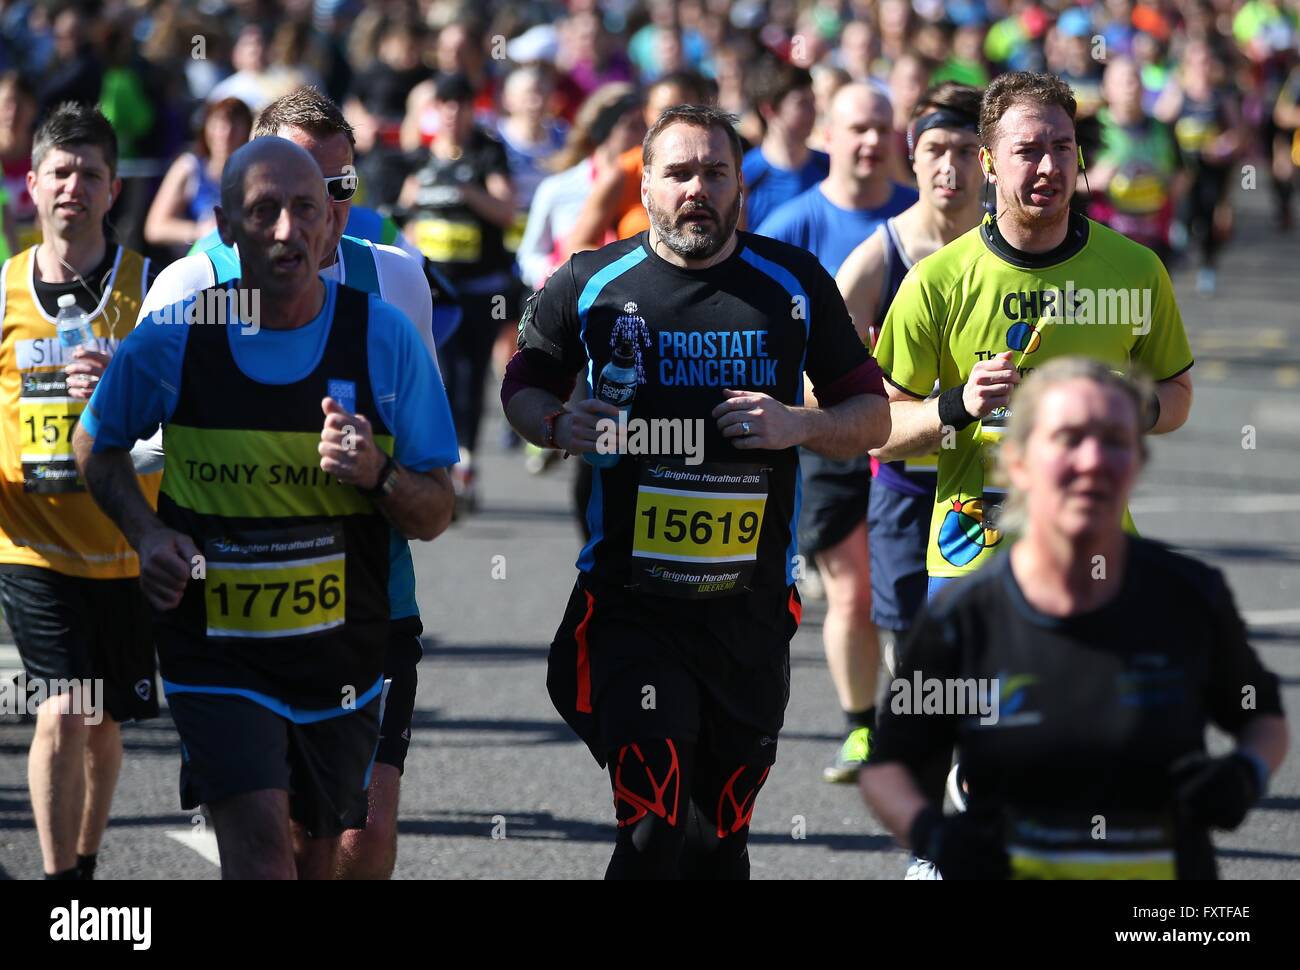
[873,72,1194,595]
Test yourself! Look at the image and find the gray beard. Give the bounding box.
[648,196,741,260]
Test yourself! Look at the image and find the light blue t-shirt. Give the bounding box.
[755,181,918,276]
[83,280,459,619]
[742,147,829,232]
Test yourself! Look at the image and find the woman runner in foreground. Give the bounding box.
[861,357,1288,879]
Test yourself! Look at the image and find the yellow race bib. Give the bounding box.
[1007,813,1177,880]
[411,218,483,264]
[204,524,346,638]
[19,369,85,493]
[631,461,768,598]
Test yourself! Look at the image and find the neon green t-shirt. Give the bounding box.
[874,213,1193,578]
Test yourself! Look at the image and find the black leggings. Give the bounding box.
[1181,159,1231,268]
[605,737,772,880]
[439,290,502,458]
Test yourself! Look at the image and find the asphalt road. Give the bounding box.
[1,190,1298,881]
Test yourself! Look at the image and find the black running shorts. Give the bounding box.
[376,616,423,773]
[167,689,382,839]
[547,578,800,769]
[0,563,158,722]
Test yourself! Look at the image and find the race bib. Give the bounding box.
[1007,813,1176,880]
[1109,171,1167,214]
[978,408,1010,535]
[411,218,482,264]
[631,461,768,599]
[19,370,84,493]
[204,524,346,638]
[1174,116,1217,154]
[904,452,939,474]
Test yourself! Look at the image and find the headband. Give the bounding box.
[590,93,644,147]
[907,109,979,161]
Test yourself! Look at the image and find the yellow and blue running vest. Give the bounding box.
[156,284,392,711]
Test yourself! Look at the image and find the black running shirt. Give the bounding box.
[872,537,1284,878]
[519,230,879,606]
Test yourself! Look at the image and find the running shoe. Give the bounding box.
[451,466,478,516]
[904,857,942,880]
[524,443,561,475]
[822,726,872,783]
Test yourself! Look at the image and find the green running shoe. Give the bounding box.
[822,726,872,783]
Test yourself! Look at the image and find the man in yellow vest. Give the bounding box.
[0,102,159,879]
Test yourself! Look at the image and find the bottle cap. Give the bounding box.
[57,294,77,309]
[612,338,635,367]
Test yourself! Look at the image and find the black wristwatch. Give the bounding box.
[359,454,399,499]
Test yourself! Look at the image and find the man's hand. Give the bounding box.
[319,397,385,489]
[554,397,621,453]
[64,348,111,400]
[138,527,201,611]
[962,351,1020,418]
[712,388,805,450]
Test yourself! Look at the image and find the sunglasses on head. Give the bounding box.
[323,172,359,203]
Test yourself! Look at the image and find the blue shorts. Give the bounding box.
[867,482,930,630]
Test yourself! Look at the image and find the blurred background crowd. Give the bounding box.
[0,0,1293,254]
[0,0,1296,495]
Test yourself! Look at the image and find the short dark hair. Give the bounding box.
[746,57,813,113]
[253,85,355,149]
[979,72,1076,149]
[911,81,983,122]
[643,104,743,171]
[648,70,710,105]
[32,101,118,176]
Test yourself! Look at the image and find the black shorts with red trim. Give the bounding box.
[546,576,801,768]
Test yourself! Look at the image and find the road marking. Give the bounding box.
[1277,367,1300,389]
[1244,609,1300,628]
[1131,493,1300,514]
[0,645,18,668]
[166,828,221,866]
[1200,360,1228,382]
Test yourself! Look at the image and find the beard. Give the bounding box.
[999,179,1071,234]
[647,192,741,260]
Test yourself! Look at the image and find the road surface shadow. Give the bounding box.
[398,809,897,852]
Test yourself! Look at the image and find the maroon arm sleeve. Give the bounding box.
[811,358,886,407]
[501,348,579,411]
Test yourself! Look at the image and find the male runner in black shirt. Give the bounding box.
[502,104,890,878]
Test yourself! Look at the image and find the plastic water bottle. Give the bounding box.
[584,338,638,468]
[55,294,97,355]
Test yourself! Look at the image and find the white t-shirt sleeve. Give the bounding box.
[131,253,217,471]
[373,243,440,373]
[137,253,218,324]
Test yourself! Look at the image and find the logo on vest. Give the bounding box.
[327,379,357,415]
